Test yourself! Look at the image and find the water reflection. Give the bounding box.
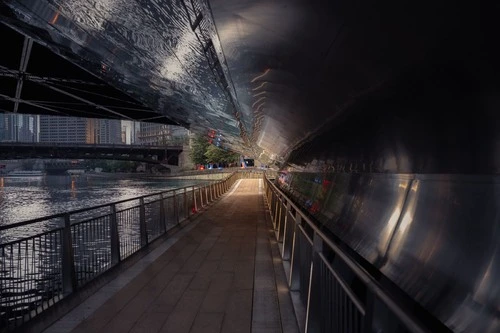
[0,174,204,226]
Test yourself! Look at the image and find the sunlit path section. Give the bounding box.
[44,179,298,333]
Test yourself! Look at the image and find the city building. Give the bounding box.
[93,119,122,144]
[137,122,188,146]
[39,115,93,143]
[0,114,38,142]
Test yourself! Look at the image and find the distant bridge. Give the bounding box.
[0,142,183,165]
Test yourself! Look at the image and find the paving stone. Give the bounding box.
[48,179,300,333]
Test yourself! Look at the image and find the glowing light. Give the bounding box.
[399,212,413,233]
[411,180,419,192]
[50,11,60,25]
[252,82,268,91]
[378,205,402,257]
[253,91,266,97]
[71,179,76,199]
[251,69,270,83]
[254,102,266,112]
[252,97,266,108]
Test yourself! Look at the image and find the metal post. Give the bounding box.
[279,201,290,243]
[193,186,198,214]
[276,201,283,240]
[139,198,148,246]
[184,188,188,219]
[289,215,301,290]
[283,202,292,260]
[306,232,324,333]
[273,196,280,230]
[173,190,179,224]
[160,193,167,233]
[61,214,77,295]
[199,187,204,207]
[110,204,121,265]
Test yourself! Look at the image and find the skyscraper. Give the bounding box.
[39,115,93,143]
[0,114,38,142]
[93,119,122,144]
[137,122,188,145]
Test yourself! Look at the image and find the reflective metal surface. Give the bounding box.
[0,0,248,151]
[382,175,500,333]
[278,172,500,332]
[2,1,498,171]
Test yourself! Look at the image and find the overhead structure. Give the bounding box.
[0,1,498,172]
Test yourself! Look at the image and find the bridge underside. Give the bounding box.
[0,143,182,164]
[0,1,498,172]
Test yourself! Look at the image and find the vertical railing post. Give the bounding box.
[199,187,204,207]
[110,204,121,265]
[306,232,323,333]
[274,196,280,230]
[282,203,293,260]
[289,214,301,291]
[173,190,179,224]
[160,193,167,233]
[193,186,198,214]
[61,214,77,295]
[139,198,148,246]
[184,188,188,219]
[210,184,214,201]
[279,201,290,244]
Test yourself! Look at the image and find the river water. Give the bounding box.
[0,174,206,227]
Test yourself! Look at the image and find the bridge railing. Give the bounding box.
[0,171,248,332]
[263,175,436,333]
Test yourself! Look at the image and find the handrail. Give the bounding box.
[0,171,252,332]
[0,180,218,232]
[263,175,430,333]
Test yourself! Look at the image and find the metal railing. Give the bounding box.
[0,172,243,332]
[263,176,431,333]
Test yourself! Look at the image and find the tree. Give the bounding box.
[205,145,239,164]
[190,135,210,165]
